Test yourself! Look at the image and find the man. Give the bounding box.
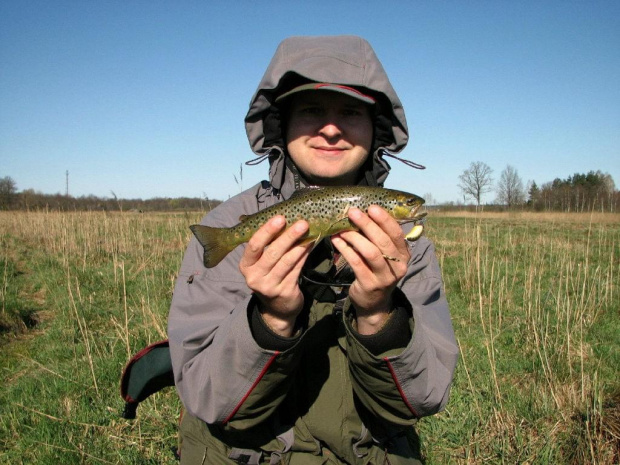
[168,35,458,464]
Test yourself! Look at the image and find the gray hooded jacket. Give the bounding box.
[168,36,458,464]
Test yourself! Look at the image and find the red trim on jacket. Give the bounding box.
[223,352,280,424]
[383,358,419,417]
[120,339,169,402]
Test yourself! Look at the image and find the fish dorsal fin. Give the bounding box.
[238,214,248,221]
[289,186,324,199]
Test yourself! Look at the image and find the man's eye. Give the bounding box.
[299,107,323,115]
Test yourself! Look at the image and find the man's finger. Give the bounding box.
[242,218,309,270]
[241,215,287,267]
[348,207,397,255]
[367,205,409,255]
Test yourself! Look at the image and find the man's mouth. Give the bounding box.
[313,146,348,154]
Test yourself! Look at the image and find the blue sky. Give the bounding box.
[1,1,619,204]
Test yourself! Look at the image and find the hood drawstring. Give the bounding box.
[245,151,272,166]
[288,161,302,191]
[381,151,426,170]
[245,150,425,169]
[245,149,425,190]
[246,151,425,171]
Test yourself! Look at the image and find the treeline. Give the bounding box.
[457,164,618,212]
[2,171,618,213]
[529,171,617,212]
[0,188,221,212]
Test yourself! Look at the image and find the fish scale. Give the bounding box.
[190,186,426,268]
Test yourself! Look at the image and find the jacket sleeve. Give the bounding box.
[344,237,459,424]
[167,203,303,430]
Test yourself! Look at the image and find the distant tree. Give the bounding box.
[600,172,615,192]
[458,162,494,208]
[423,192,436,206]
[527,181,542,210]
[496,165,525,207]
[0,176,17,209]
[600,173,616,212]
[537,171,617,212]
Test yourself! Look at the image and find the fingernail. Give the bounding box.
[294,221,308,233]
[272,216,285,227]
[349,208,362,220]
[368,205,382,216]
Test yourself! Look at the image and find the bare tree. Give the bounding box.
[600,172,616,212]
[423,192,436,206]
[0,176,17,209]
[458,162,494,207]
[496,165,525,207]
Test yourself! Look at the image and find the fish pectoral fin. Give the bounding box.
[323,204,354,235]
[297,233,323,249]
[327,218,352,233]
[326,204,356,237]
[340,204,351,221]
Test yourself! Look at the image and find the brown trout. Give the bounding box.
[190,186,426,268]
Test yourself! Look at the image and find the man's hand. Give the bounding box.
[239,216,312,337]
[331,205,410,335]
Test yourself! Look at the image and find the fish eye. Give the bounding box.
[406,198,418,205]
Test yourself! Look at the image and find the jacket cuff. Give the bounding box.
[248,297,303,351]
[345,290,413,356]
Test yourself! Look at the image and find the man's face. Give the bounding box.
[285,91,374,186]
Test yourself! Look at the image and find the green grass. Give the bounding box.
[1,210,618,464]
[421,213,620,464]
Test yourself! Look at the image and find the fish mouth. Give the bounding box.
[401,205,427,241]
[397,205,427,225]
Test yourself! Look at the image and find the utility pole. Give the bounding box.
[66,170,69,197]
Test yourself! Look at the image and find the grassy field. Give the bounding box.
[1,210,618,464]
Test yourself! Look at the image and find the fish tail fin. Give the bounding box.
[189,224,233,268]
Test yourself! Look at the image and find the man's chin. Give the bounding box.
[304,172,359,187]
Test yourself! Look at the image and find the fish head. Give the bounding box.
[390,192,427,222]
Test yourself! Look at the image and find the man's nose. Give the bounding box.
[318,121,342,139]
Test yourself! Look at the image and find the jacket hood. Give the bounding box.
[244,35,410,193]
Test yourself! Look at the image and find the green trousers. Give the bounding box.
[178,412,423,465]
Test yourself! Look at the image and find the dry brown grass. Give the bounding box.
[1,209,618,463]
[435,210,620,224]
